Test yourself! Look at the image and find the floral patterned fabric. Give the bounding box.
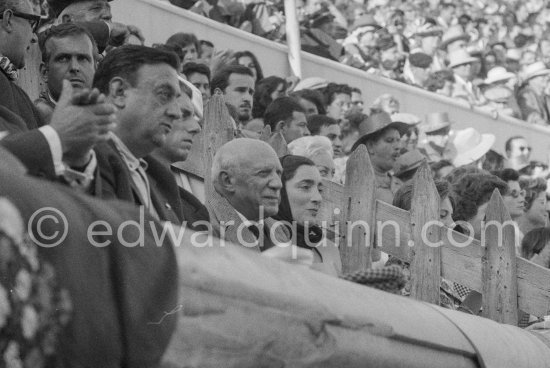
[0,198,71,368]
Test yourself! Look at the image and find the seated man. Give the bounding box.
[152,79,210,228]
[92,45,185,222]
[209,138,290,250]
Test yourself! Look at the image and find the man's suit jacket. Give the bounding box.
[0,147,177,368]
[179,186,210,230]
[0,70,56,179]
[207,189,290,251]
[94,140,184,223]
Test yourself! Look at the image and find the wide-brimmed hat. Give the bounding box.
[351,112,409,151]
[521,61,550,84]
[391,113,421,125]
[452,128,495,167]
[421,112,452,133]
[483,66,516,85]
[448,49,478,69]
[393,149,427,178]
[294,77,328,91]
[351,14,382,32]
[440,25,470,50]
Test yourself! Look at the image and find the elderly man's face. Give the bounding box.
[42,34,96,100]
[115,63,182,157]
[60,0,112,22]
[231,148,283,218]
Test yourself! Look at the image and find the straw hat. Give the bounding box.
[391,113,421,125]
[483,66,516,85]
[521,61,550,84]
[393,149,427,178]
[421,112,452,133]
[351,14,382,32]
[294,77,328,91]
[452,128,495,167]
[352,112,409,151]
[448,49,478,69]
[440,25,470,50]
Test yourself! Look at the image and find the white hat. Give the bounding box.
[178,75,204,120]
[448,49,478,69]
[521,61,550,84]
[293,77,329,91]
[452,128,495,167]
[391,112,421,125]
[483,66,516,85]
[288,135,334,158]
[506,49,521,61]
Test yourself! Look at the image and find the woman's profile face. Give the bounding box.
[286,165,323,225]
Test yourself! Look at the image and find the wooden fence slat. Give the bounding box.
[482,189,519,325]
[340,145,376,273]
[202,92,234,199]
[409,162,441,304]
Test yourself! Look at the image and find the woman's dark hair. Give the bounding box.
[520,177,547,211]
[445,166,487,185]
[166,32,200,57]
[521,227,550,259]
[491,168,519,183]
[93,45,180,94]
[393,179,455,212]
[290,89,327,115]
[280,155,316,183]
[233,50,264,81]
[483,149,506,172]
[323,83,352,105]
[252,76,287,118]
[451,173,508,222]
[430,160,453,179]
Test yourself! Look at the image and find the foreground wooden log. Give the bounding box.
[162,231,550,368]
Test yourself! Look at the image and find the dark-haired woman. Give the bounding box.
[273,155,342,276]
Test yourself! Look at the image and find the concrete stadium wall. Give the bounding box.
[112,0,550,161]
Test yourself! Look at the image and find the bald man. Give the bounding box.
[209,138,290,250]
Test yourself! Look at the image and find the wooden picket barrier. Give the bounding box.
[318,147,550,325]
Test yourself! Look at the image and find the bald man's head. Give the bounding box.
[212,138,282,220]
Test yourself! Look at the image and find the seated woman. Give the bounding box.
[273,155,342,276]
[288,136,335,180]
[521,227,550,267]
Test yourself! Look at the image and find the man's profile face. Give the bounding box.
[509,138,531,162]
[223,73,255,123]
[231,148,282,218]
[117,63,182,157]
[319,124,342,157]
[8,0,36,69]
[159,92,200,162]
[43,34,95,100]
[60,0,112,22]
[282,111,309,144]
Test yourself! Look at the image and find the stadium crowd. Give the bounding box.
[2,0,550,366]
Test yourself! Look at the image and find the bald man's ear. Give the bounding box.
[218,171,236,194]
[108,77,128,109]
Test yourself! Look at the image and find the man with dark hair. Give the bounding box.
[505,135,532,171]
[264,96,309,144]
[92,45,185,221]
[290,88,326,116]
[36,22,98,122]
[0,0,115,181]
[349,87,363,115]
[307,114,343,157]
[323,82,352,121]
[182,61,211,104]
[210,64,255,125]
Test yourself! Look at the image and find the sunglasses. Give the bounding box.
[0,10,41,33]
[519,146,532,152]
[508,189,526,198]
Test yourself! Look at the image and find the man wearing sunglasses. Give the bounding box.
[505,135,533,171]
[0,0,116,180]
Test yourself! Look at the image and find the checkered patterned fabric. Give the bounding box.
[453,282,472,300]
[341,265,406,294]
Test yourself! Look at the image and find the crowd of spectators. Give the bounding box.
[171,0,550,125]
[3,0,550,365]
